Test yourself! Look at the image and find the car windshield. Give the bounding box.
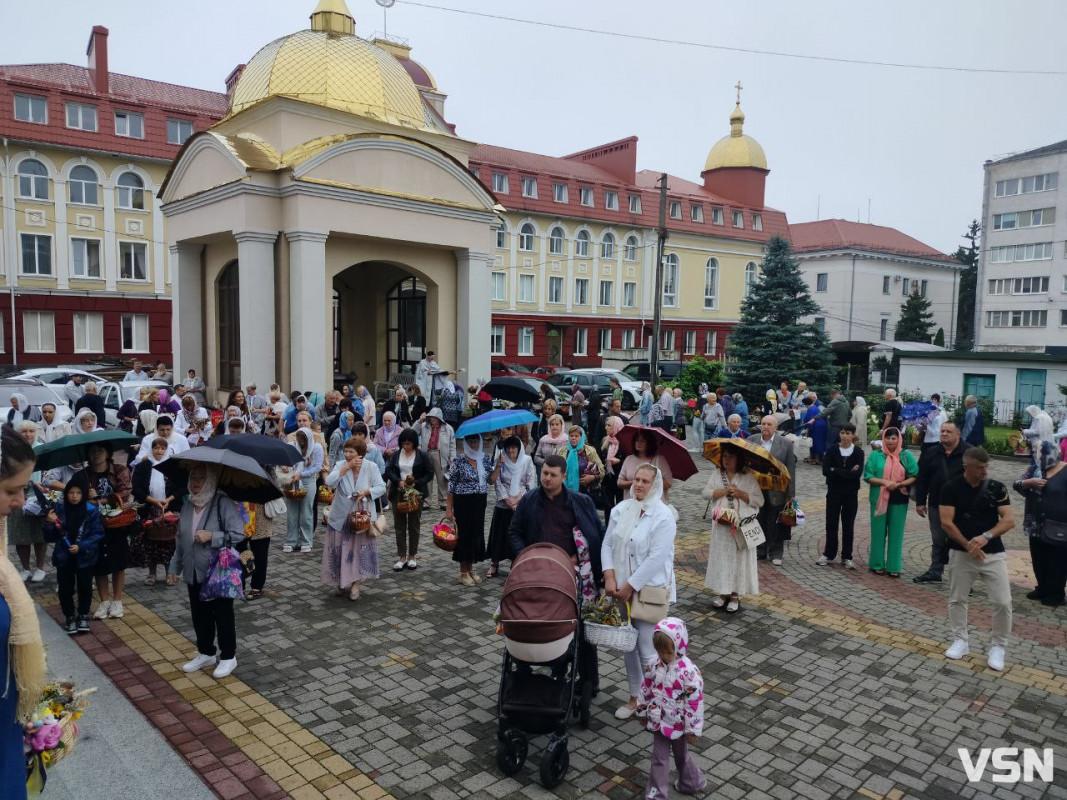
[0,384,67,408]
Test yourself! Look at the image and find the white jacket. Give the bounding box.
[325,460,386,531]
[601,500,677,602]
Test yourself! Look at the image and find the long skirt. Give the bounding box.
[321,525,379,587]
[451,492,487,564]
[704,521,758,596]
[95,526,132,575]
[129,530,176,571]
[7,509,44,546]
[486,505,514,564]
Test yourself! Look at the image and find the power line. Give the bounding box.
[396,1,1067,76]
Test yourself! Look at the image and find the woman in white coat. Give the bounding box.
[702,446,763,612]
[320,438,386,600]
[601,463,677,720]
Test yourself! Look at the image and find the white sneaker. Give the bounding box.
[814,555,829,566]
[843,559,856,570]
[108,600,124,619]
[30,569,46,582]
[987,646,1006,671]
[92,600,112,620]
[212,658,237,679]
[393,560,407,572]
[945,639,969,660]
[298,546,312,554]
[771,558,783,566]
[282,545,293,554]
[18,569,31,582]
[406,558,418,570]
[182,653,218,673]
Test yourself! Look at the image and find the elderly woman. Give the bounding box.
[375,411,402,461]
[382,387,413,427]
[446,434,494,586]
[533,397,558,441]
[135,388,160,437]
[851,396,869,447]
[183,369,207,406]
[486,436,536,578]
[718,414,748,439]
[863,427,918,577]
[534,414,568,471]
[166,464,244,679]
[384,429,432,572]
[9,422,48,583]
[322,439,386,600]
[413,408,455,509]
[558,426,604,496]
[5,394,38,427]
[131,437,184,587]
[284,428,324,554]
[701,393,726,440]
[602,464,677,720]
[156,389,181,418]
[73,409,98,436]
[599,416,628,524]
[1013,443,1067,607]
[702,445,763,612]
[618,430,674,503]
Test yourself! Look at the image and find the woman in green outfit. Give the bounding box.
[863,428,917,577]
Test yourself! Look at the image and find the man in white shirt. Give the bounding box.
[923,393,946,451]
[63,375,85,408]
[133,415,190,464]
[123,360,148,382]
[415,350,441,400]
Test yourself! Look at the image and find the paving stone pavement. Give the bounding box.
[26,449,1067,799]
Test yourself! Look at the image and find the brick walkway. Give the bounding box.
[23,451,1067,799]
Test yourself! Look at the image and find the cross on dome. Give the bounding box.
[735,80,743,104]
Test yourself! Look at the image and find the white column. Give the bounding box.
[457,249,491,388]
[169,241,203,379]
[153,199,166,294]
[53,180,69,290]
[234,230,278,392]
[286,231,329,393]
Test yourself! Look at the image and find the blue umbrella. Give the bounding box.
[454,409,536,439]
[900,400,937,423]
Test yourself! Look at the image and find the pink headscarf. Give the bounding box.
[603,416,624,476]
[875,428,906,517]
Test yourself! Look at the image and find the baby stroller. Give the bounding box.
[496,542,595,788]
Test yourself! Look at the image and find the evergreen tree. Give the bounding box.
[726,236,838,400]
[933,327,945,347]
[952,220,980,350]
[894,290,935,343]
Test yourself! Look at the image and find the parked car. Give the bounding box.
[622,361,683,383]
[4,367,109,395]
[547,370,640,410]
[98,381,173,430]
[490,361,539,379]
[0,379,75,427]
[531,365,568,377]
[516,378,571,415]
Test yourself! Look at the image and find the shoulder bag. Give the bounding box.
[726,469,767,550]
[1038,477,1067,548]
[630,584,670,624]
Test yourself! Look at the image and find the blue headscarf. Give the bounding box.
[564,428,585,492]
[338,411,355,444]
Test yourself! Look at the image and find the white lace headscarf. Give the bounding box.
[611,464,665,588]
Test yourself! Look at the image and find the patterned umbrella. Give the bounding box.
[703,438,791,493]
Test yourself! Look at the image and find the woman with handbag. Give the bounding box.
[384,429,432,572]
[283,428,324,554]
[166,463,245,679]
[322,439,386,600]
[863,427,918,577]
[702,447,763,613]
[130,437,183,587]
[598,416,628,525]
[601,463,677,721]
[445,435,495,586]
[1013,442,1067,607]
[485,436,536,578]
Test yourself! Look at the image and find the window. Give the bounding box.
[882,275,891,294]
[68,165,99,205]
[1062,310,1067,327]
[993,212,1017,230]
[1029,208,1054,226]
[814,317,826,332]
[121,314,150,351]
[662,254,679,306]
[167,118,194,145]
[579,187,594,207]
[521,176,537,198]
[496,226,507,249]
[490,325,505,355]
[684,330,696,355]
[605,191,619,211]
[669,201,681,219]
[114,110,144,139]
[518,274,535,303]
[71,238,102,278]
[1015,276,1049,294]
[20,234,51,275]
[705,330,717,355]
[491,272,506,301]
[549,226,564,255]
[712,207,724,225]
[879,318,889,339]
[744,262,758,297]
[598,328,612,353]
[22,311,55,353]
[119,242,148,280]
[732,210,744,228]
[661,330,675,350]
[14,93,47,124]
[986,310,1048,328]
[901,277,911,295]
[691,205,703,223]
[548,276,563,304]
[628,195,642,214]
[988,278,1009,295]
[601,232,615,259]
[920,279,929,297]
[995,173,1057,197]
[624,235,638,261]
[599,280,613,306]
[470,167,479,179]
[518,223,535,252]
[704,258,719,309]
[621,329,636,349]
[117,171,145,210]
[575,230,590,257]
[492,173,509,193]
[816,273,828,292]
[573,328,588,356]
[752,213,763,231]
[574,278,589,305]
[623,282,637,307]
[989,242,1054,263]
[553,183,568,203]
[518,327,534,356]
[65,102,97,131]
[17,159,48,200]
[73,312,104,352]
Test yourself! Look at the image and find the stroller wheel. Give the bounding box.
[539,734,569,789]
[495,729,527,776]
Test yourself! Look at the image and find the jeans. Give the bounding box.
[948,550,1012,647]
[926,507,950,578]
[57,565,94,618]
[624,619,658,698]
[824,488,858,561]
[188,582,236,660]
[285,476,317,549]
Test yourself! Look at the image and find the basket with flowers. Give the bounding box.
[24,682,95,793]
[397,475,421,513]
[284,487,308,501]
[100,498,138,530]
[581,596,639,652]
[317,485,334,504]
[432,518,457,551]
[143,511,179,542]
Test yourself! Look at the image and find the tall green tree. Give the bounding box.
[726,235,838,400]
[952,219,980,351]
[895,289,936,343]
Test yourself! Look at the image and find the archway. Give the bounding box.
[386,276,427,377]
[217,260,240,391]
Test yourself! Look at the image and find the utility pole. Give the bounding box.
[650,173,668,385]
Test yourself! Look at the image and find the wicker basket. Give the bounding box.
[284,488,308,501]
[102,507,138,529]
[143,514,178,542]
[583,599,639,652]
[432,519,457,552]
[48,713,80,767]
[347,498,370,533]
[317,486,334,504]
[396,496,421,514]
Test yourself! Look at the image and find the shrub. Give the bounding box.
[669,357,725,400]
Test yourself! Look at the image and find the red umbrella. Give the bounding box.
[614,424,698,481]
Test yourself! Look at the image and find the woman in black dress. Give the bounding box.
[598,416,628,525]
[445,435,494,586]
[78,444,132,620]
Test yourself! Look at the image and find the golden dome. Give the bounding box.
[703,103,768,171]
[226,0,428,130]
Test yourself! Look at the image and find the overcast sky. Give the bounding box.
[8,1,1066,252]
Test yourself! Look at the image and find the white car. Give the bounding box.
[7,367,109,407]
[97,381,174,430]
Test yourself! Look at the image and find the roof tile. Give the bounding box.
[789,219,955,263]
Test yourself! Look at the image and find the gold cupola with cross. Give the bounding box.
[701,82,769,207]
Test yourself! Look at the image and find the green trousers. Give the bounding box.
[868,501,908,574]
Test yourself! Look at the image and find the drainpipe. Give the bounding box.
[2,137,15,365]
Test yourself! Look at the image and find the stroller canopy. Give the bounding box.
[500,543,579,648]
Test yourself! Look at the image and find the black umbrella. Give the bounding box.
[484,377,540,404]
[153,448,282,503]
[204,434,302,466]
[33,430,141,472]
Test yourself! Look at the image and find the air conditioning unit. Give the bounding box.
[892,275,902,282]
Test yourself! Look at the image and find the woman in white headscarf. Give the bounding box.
[445,434,494,586]
[485,436,536,578]
[601,463,677,720]
[851,395,869,448]
[5,394,38,428]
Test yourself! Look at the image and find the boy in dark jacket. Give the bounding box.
[816,423,864,569]
[44,474,104,633]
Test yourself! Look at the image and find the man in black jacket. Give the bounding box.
[73,382,107,429]
[815,423,864,569]
[912,421,966,583]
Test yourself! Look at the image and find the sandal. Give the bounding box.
[725,598,740,613]
[710,596,726,609]
[486,564,499,579]
[144,575,157,586]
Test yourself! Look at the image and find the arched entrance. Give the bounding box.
[217,260,240,390]
[386,276,427,376]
